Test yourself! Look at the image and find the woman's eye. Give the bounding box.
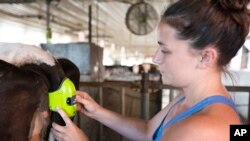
[161,50,169,54]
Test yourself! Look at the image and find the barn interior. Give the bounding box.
[0,0,250,141]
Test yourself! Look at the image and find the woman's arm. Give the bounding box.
[76,91,151,141]
[52,90,173,141]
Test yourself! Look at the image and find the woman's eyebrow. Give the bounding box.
[158,41,169,49]
[158,41,166,46]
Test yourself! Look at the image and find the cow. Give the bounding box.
[0,43,80,141]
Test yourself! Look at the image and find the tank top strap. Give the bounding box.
[161,96,186,125]
[162,95,239,130]
[152,96,185,141]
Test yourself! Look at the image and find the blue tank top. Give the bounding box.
[152,95,239,141]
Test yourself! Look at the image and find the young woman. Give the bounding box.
[52,0,250,141]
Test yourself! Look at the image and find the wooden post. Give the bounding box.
[121,87,126,116]
[99,86,103,141]
[120,87,126,141]
[141,72,149,120]
[169,89,174,102]
[248,91,250,124]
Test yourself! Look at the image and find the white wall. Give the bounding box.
[0,18,75,46]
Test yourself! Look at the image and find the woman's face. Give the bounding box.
[153,23,200,87]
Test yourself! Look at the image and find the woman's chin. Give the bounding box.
[162,80,171,85]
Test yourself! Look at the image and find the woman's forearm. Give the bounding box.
[93,107,151,141]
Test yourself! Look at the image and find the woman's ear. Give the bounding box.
[198,47,218,69]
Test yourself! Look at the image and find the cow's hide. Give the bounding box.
[0,43,80,141]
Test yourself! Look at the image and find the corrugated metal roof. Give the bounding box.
[0,0,172,57]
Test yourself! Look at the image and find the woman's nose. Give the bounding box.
[152,51,162,64]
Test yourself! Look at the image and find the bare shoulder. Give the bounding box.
[162,104,240,141]
[148,93,185,135]
[149,93,185,124]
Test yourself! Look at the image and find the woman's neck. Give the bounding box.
[181,71,228,107]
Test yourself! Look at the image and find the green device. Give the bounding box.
[48,78,76,118]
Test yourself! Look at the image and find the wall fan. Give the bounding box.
[125,1,158,35]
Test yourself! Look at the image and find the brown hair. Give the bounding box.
[161,0,250,68]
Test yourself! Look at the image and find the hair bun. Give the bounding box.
[217,0,250,11]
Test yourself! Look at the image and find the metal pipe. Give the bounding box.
[88,5,92,44]
[46,0,52,43]
[46,0,51,30]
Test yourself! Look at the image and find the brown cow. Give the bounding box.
[0,43,80,141]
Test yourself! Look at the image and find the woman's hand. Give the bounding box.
[76,91,102,118]
[52,107,89,141]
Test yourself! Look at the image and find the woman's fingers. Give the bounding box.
[76,95,89,105]
[52,108,72,141]
[52,122,64,133]
[51,128,62,140]
[76,91,88,98]
[52,107,73,132]
[56,107,72,126]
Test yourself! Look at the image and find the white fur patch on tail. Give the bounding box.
[0,43,55,66]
